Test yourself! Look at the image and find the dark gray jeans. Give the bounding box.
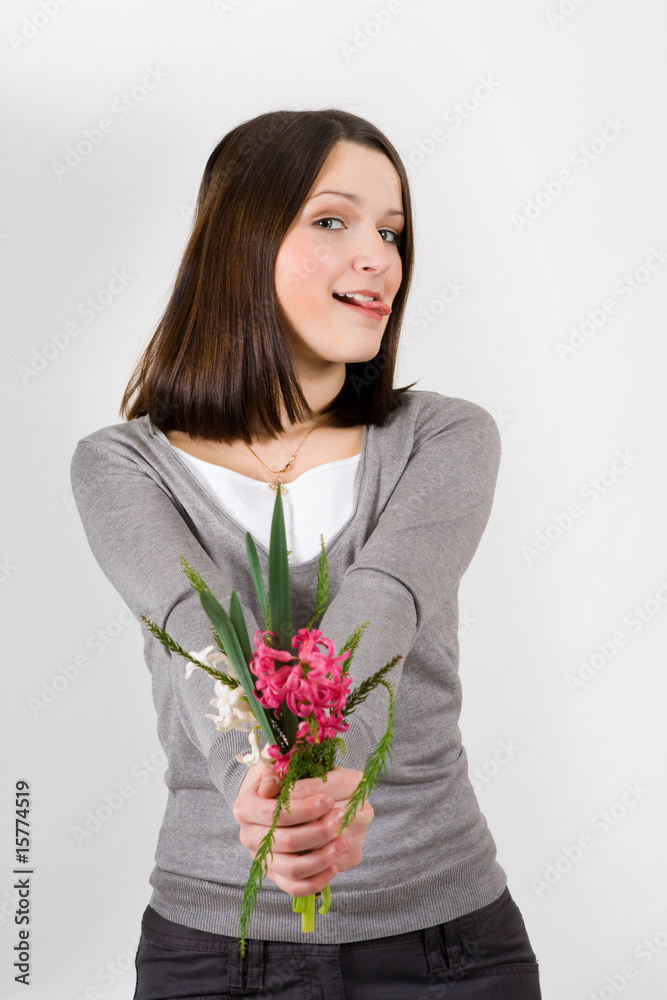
[132,885,542,999]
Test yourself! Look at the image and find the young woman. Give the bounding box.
[70,109,542,999]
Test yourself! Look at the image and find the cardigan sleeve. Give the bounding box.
[314,398,502,771]
[70,439,263,809]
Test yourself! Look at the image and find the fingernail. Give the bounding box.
[331,809,344,824]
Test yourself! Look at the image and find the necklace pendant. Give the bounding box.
[268,477,286,495]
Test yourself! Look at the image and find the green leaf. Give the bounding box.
[268,484,292,651]
[277,704,299,747]
[198,590,277,749]
[229,591,251,664]
[266,486,299,746]
[245,531,268,626]
[211,628,228,658]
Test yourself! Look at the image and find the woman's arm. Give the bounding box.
[70,439,266,808]
[314,397,502,766]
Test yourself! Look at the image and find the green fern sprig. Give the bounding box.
[238,747,309,955]
[304,535,332,630]
[337,620,370,674]
[342,654,402,717]
[140,615,237,687]
[336,678,395,838]
[180,554,212,596]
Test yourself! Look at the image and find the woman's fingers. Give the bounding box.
[238,793,372,856]
[234,765,336,828]
[265,835,349,883]
[284,768,364,805]
[234,762,376,898]
[239,806,346,855]
[321,800,373,871]
[263,799,372,892]
[237,791,336,828]
[265,863,340,899]
[238,764,365,822]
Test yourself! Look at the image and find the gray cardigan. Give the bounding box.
[70,389,508,942]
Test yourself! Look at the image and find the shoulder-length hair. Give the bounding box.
[119,108,418,444]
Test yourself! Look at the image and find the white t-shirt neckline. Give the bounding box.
[169,445,362,490]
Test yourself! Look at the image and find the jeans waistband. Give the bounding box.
[140,885,511,955]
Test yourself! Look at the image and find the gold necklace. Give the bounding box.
[244,414,332,493]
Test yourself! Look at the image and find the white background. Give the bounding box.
[2,1,666,997]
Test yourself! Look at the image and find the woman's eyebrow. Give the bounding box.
[308,189,404,218]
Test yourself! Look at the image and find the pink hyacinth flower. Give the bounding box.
[265,743,297,778]
[249,627,352,720]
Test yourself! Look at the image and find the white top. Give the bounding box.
[169,446,363,565]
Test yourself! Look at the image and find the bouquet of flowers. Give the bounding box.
[140,483,400,955]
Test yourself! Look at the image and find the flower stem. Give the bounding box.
[318,884,331,915]
[292,892,317,931]
[303,893,315,932]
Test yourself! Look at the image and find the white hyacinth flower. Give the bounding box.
[205,679,255,732]
[235,728,275,768]
[186,644,236,681]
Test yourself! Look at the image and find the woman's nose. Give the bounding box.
[349,230,392,271]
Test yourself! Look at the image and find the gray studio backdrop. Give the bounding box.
[2,1,666,997]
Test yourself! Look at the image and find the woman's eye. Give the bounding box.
[314,218,403,248]
[380,229,403,248]
[314,217,344,231]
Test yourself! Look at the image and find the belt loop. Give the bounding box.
[227,939,243,990]
[442,921,464,980]
[227,937,264,991]
[424,925,447,977]
[246,937,264,989]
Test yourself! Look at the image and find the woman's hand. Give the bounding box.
[233,763,374,898]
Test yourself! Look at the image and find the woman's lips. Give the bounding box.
[333,297,391,321]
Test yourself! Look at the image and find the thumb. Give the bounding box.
[258,767,281,797]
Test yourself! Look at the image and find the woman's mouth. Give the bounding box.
[332,293,391,321]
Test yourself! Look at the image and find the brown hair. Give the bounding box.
[119,108,419,444]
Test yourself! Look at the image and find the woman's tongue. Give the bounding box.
[333,294,391,316]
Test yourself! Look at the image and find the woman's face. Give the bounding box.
[274,141,404,368]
